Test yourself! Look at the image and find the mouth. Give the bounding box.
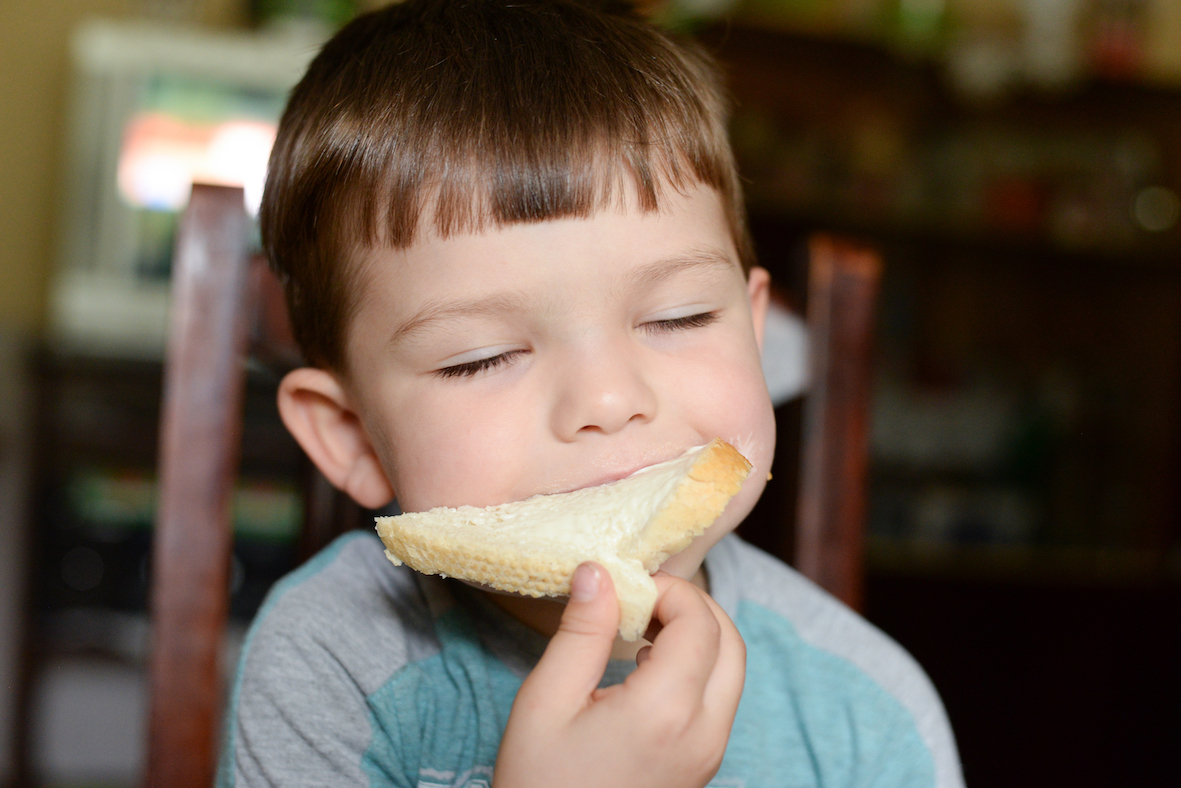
[550,444,707,497]
[556,466,651,496]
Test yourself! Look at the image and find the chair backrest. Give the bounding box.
[144,187,880,784]
[793,235,881,611]
[146,184,252,788]
[734,235,881,612]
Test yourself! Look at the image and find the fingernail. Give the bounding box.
[570,563,600,602]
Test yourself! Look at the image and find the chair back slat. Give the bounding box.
[145,183,251,788]
[795,234,881,611]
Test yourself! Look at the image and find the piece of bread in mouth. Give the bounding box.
[375,438,752,641]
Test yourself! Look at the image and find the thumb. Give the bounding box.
[519,563,620,712]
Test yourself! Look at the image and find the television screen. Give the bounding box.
[117,74,284,280]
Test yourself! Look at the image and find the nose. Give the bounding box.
[551,342,657,440]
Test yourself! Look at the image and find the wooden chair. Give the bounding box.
[797,236,881,611]
[738,236,881,612]
[145,183,251,788]
[143,183,349,788]
[142,185,880,786]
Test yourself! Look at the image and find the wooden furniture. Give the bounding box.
[142,184,880,785]
[143,184,352,788]
[736,235,880,611]
[794,235,880,611]
[145,184,252,788]
[11,334,304,788]
[701,26,1181,786]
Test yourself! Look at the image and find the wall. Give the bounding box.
[0,0,131,336]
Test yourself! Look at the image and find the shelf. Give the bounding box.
[748,208,1181,274]
[698,18,1181,100]
[867,535,1181,587]
[698,23,1181,275]
[28,346,302,476]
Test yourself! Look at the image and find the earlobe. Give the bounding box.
[747,266,772,354]
[277,368,396,509]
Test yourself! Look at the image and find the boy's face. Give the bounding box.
[340,184,775,580]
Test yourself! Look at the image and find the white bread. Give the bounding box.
[375,439,752,640]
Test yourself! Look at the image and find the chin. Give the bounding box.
[657,532,719,581]
[658,472,763,582]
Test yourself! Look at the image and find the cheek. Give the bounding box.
[659,367,775,581]
[670,348,776,464]
[380,387,533,511]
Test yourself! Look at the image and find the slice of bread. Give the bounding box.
[375,439,752,641]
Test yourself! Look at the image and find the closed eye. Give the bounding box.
[643,312,719,334]
[436,349,527,379]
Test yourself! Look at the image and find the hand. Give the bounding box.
[493,563,746,788]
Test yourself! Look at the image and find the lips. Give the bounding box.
[557,464,653,495]
[549,444,702,497]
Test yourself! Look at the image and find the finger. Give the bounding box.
[631,573,722,697]
[696,588,747,722]
[517,562,620,716]
[642,615,663,644]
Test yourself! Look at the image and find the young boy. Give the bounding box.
[218,1,964,786]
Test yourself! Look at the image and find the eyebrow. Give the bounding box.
[389,291,530,346]
[388,245,738,345]
[622,245,738,292]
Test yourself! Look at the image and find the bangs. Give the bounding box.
[421,129,720,244]
[351,115,737,250]
[270,0,742,248]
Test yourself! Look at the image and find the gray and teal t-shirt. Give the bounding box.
[218,533,964,787]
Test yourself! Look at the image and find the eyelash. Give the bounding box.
[436,350,526,379]
[644,311,719,333]
[435,313,717,379]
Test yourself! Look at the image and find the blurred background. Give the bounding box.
[1,0,1178,786]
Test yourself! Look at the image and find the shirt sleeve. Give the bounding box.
[216,534,430,788]
[218,620,384,788]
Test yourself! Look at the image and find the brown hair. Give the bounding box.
[261,0,753,372]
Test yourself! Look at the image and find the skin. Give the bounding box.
[277,182,777,787]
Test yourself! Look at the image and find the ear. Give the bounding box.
[747,266,772,354]
[277,367,396,509]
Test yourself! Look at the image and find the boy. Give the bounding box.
[219,1,964,786]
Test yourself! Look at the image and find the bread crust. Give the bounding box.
[376,439,752,640]
[622,441,752,571]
